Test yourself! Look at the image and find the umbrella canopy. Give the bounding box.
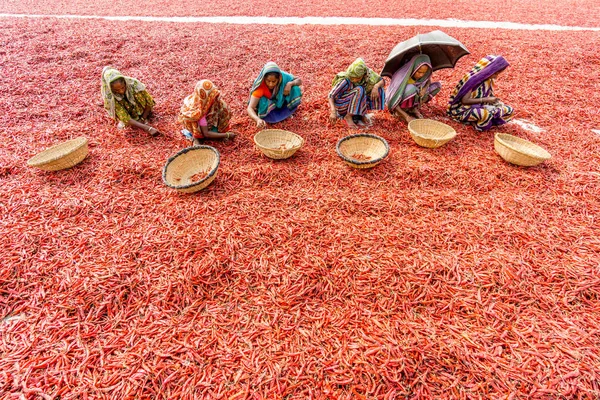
[381,30,470,77]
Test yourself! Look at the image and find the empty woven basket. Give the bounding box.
[336,134,389,169]
[494,133,551,166]
[408,119,457,148]
[27,137,89,171]
[162,146,220,193]
[254,129,304,159]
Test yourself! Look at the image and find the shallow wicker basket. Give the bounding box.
[27,137,89,171]
[336,134,389,169]
[494,133,551,166]
[408,119,457,149]
[162,146,220,193]
[254,129,304,159]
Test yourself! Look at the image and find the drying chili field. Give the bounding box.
[1,2,600,398]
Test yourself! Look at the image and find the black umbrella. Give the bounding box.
[381,30,470,77]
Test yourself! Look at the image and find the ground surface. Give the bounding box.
[1,2,600,399]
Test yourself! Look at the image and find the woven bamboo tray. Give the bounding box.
[162,146,220,193]
[336,134,389,169]
[494,133,551,166]
[27,137,89,171]
[408,119,456,149]
[254,129,304,159]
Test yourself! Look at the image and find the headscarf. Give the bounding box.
[179,79,222,135]
[386,54,433,110]
[332,58,382,93]
[249,62,302,118]
[448,55,509,108]
[100,66,146,120]
[250,62,282,97]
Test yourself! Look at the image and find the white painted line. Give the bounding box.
[1,13,600,31]
[592,129,600,135]
[511,119,544,133]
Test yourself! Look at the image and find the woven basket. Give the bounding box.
[408,119,457,149]
[494,133,551,166]
[27,137,89,171]
[336,134,389,169]
[162,146,220,193]
[254,129,304,159]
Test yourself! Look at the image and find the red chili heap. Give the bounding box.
[190,170,209,182]
[352,153,372,161]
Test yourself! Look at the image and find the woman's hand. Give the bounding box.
[147,127,161,136]
[481,96,498,105]
[283,82,293,96]
[329,110,338,125]
[370,87,379,102]
[256,119,267,129]
[419,84,428,100]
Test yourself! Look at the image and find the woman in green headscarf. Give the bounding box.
[100,66,161,136]
[386,54,441,123]
[328,58,385,129]
[247,62,303,129]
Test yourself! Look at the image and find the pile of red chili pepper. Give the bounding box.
[190,171,209,183]
[351,154,372,161]
[0,14,599,399]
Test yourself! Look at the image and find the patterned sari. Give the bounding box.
[329,58,385,117]
[249,62,302,123]
[447,55,514,131]
[386,54,441,112]
[100,67,155,125]
[179,80,231,139]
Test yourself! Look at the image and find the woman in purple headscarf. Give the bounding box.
[447,55,514,131]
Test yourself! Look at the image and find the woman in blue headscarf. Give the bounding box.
[386,54,441,123]
[247,62,302,129]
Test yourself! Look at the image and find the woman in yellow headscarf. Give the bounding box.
[100,66,161,136]
[328,58,385,129]
[179,80,235,145]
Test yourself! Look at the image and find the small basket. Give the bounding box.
[494,133,551,166]
[254,129,304,159]
[336,134,389,169]
[162,146,220,193]
[27,137,89,171]
[408,119,457,148]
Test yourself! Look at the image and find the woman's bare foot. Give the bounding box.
[344,114,359,129]
[393,109,414,123]
[361,115,373,127]
[192,138,201,146]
